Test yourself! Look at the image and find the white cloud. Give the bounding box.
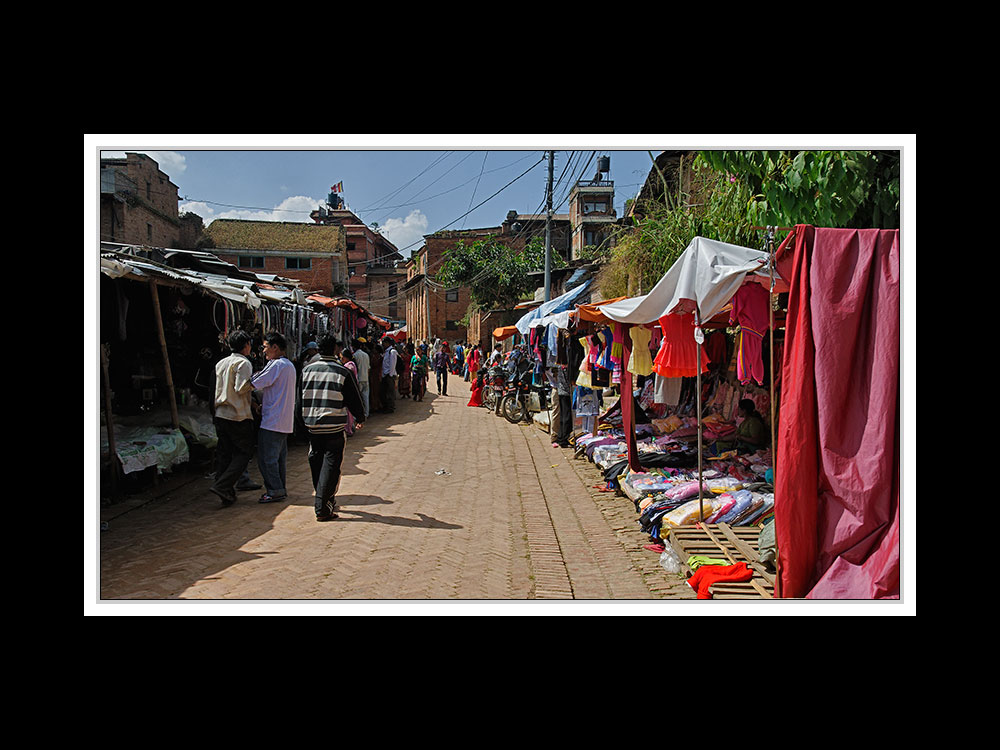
[380,210,429,255]
[185,195,323,226]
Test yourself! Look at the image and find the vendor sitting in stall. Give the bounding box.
[705,399,769,457]
[734,399,769,453]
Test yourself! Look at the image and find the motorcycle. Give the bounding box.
[483,365,506,411]
[501,367,551,424]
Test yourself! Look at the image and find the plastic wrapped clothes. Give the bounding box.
[712,490,754,524]
[593,443,628,469]
[733,493,774,526]
[705,494,738,524]
[662,480,705,502]
[621,471,675,501]
[662,496,725,528]
[652,415,685,434]
[706,477,744,494]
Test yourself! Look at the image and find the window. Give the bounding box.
[239,256,265,269]
[389,282,398,298]
[388,303,398,318]
[286,257,312,270]
[146,182,151,200]
[583,201,608,213]
[446,288,459,302]
[445,320,458,331]
[147,223,153,241]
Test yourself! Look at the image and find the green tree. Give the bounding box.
[436,236,564,311]
[698,150,899,229]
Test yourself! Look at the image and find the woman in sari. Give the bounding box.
[399,342,413,398]
[467,371,485,407]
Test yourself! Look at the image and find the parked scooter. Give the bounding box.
[483,365,506,411]
[501,367,550,424]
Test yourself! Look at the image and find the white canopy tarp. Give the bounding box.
[598,237,773,325]
[515,279,592,334]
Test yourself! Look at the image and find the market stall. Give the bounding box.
[99,246,332,499]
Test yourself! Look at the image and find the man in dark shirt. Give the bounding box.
[301,335,366,521]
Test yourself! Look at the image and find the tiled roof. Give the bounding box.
[205,219,346,254]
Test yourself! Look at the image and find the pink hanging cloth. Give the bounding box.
[729,281,771,386]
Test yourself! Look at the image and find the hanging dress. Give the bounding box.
[627,325,654,376]
[652,312,709,378]
[575,336,595,388]
[729,281,770,386]
[610,323,625,365]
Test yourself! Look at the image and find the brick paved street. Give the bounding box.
[97,374,697,607]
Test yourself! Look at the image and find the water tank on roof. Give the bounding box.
[597,156,610,174]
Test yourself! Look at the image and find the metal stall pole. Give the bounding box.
[767,228,777,475]
[695,304,704,522]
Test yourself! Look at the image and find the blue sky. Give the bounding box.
[94,136,688,257]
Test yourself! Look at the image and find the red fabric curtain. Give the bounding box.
[775,225,900,599]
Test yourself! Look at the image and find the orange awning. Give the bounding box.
[573,296,628,323]
[492,325,519,341]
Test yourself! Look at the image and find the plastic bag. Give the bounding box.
[659,545,683,575]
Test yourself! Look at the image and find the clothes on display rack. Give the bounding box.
[730,281,770,386]
[653,312,709,378]
[627,325,654,376]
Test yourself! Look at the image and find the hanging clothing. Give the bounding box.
[654,374,683,406]
[730,281,770,386]
[627,325,654,376]
[597,327,614,370]
[652,312,709,378]
[610,323,625,365]
[575,336,595,389]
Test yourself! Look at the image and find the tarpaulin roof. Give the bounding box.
[306,295,391,328]
[492,325,518,341]
[515,279,592,334]
[597,237,786,325]
[573,296,628,324]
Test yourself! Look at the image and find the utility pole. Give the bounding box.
[544,150,554,303]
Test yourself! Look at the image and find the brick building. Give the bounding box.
[202,219,347,297]
[310,202,405,325]
[100,153,186,248]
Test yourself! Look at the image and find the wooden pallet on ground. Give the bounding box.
[665,522,775,599]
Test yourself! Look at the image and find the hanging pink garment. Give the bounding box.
[730,281,770,386]
[652,312,709,378]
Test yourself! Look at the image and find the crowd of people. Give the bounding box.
[209,328,478,522]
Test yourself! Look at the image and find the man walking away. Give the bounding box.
[301,335,366,521]
[251,332,297,503]
[211,330,256,506]
[434,341,451,395]
[352,338,371,419]
[380,338,398,413]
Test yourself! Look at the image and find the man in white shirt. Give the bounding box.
[251,332,297,503]
[380,338,398,413]
[212,330,255,506]
[352,338,371,419]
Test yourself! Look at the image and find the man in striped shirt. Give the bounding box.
[301,334,366,521]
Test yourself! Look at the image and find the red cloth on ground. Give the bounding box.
[775,226,900,600]
[686,562,754,599]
